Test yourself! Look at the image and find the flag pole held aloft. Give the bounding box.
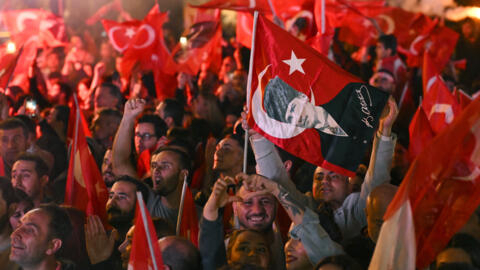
[243,11,258,174]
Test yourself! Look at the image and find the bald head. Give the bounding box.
[366,184,398,242]
[158,236,201,270]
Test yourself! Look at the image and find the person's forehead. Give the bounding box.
[21,209,50,229]
[135,123,155,133]
[218,138,240,149]
[237,187,275,201]
[112,181,136,194]
[236,231,267,245]
[13,160,35,170]
[0,127,24,136]
[152,151,179,164]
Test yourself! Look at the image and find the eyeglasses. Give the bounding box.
[134,133,156,140]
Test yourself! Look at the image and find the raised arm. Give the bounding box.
[240,173,344,265]
[111,99,144,177]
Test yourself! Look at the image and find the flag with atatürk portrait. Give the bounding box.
[247,14,389,176]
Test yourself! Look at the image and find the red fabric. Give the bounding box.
[422,53,461,134]
[179,186,199,247]
[129,199,164,269]
[0,156,5,177]
[101,19,143,53]
[136,149,151,179]
[408,106,434,161]
[384,96,480,269]
[0,45,21,89]
[65,99,109,224]
[236,12,255,49]
[247,14,387,177]
[454,89,473,110]
[172,9,222,75]
[190,0,314,17]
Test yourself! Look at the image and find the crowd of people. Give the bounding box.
[0,2,480,270]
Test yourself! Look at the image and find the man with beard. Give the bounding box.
[85,175,148,269]
[147,147,190,226]
[102,149,115,189]
[11,154,49,207]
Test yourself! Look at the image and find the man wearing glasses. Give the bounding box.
[112,99,167,179]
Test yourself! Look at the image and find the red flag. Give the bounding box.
[453,89,473,110]
[179,186,199,247]
[104,6,177,100]
[137,149,151,179]
[2,9,67,47]
[247,14,388,177]
[129,192,164,270]
[422,53,460,134]
[65,97,109,223]
[236,11,255,48]
[172,9,222,75]
[370,95,480,269]
[86,0,127,26]
[408,105,434,161]
[0,45,21,89]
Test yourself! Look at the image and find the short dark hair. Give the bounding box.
[15,153,49,177]
[152,147,191,173]
[53,105,70,135]
[263,76,304,123]
[0,177,16,206]
[98,82,124,108]
[137,113,167,138]
[91,108,122,130]
[114,175,149,202]
[315,254,362,270]
[378,34,397,55]
[13,115,36,136]
[0,118,28,138]
[161,99,184,127]
[36,203,73,244]
[162,236,202,270]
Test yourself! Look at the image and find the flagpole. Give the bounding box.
[321,0,325,34]
[243,11,259,174]
[66,94,80,205]
[176,173,188,235]
[136,192,160,270]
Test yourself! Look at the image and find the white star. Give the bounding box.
[125,27,136,38]
[282,50,305,75]
[151,54,159,62]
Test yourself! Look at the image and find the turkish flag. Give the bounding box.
[86,0,126,26]
[129,193,164,270]
[2,9,67,47]
[172,9,222,75]
[0,45,21,89]
[370,96,480,269]
[65,96,109,224]
[453,88,473,110]
[247,14,389,177]
[408,105,434,161]
[179,186,199,247]
[236,11,255,48]
[422,52,461,134]
[104,6,177,100]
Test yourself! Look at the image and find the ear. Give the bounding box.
[165,116,174,128]
[46,238,62,256]
[283,160,292,173]
[8,202,17,217]
[40,175,49,187]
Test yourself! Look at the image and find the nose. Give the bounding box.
[250,202,265,215]
[118,239,128,253]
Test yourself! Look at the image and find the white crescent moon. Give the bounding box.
[377,14,395,35]
[108,26,129,53]
[132,24,156,49]
[453,121,480,182]
[251,65,306,139]
[16,11,39,32]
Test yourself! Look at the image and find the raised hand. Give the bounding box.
[203,176,242,221]
[85,215,118,264]
[378,95,399,137]
[123,98,146,120]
